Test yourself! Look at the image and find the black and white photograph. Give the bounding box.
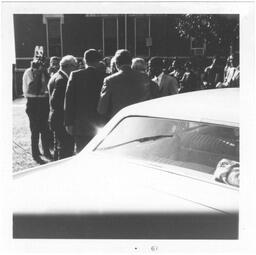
[1,0,255,253]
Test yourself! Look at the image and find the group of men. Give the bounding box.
[22,49,179,164]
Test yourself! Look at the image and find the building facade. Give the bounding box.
[13,14,239,97]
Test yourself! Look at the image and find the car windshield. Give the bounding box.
[95,116,239,176]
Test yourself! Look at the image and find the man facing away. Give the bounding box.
[131,57,160,99]
[64,49,106,153]
[48,55,77,160]
[148,57,178,97]
[97,49,151,120]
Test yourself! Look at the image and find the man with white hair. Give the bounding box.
[48,55,77,160]
[131,57,147,73]
[131,57,160,99]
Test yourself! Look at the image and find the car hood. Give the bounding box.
[12,152,238,215]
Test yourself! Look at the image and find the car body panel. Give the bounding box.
[13,152,238,215]
[85,88,239,152]
[13,88,239,239]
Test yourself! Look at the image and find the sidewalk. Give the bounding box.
[13,96,26,106]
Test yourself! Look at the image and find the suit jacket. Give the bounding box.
[47,71,59,96]
[64,67,106,136]
[180,71,197,92]
[97,66,151,119]
[157,73,178,97]
[48,70,68,131]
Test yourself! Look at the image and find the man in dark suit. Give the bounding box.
[48,55,77,160]
[148,57,178,97]
[64,49,106,153]
[97,49,151,120]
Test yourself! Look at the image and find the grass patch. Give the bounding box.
[13,99,43,172]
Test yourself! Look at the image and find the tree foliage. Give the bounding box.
[175,14,239,46]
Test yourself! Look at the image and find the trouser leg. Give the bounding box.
[41,130,51,155]
[38,97,51,157]
[26,98,41,159]
[31,129,40,158]
[55,127,74,159]
[53,132,59,160]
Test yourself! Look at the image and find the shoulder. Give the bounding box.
[70,69,86,78]
[47,73,56,86]
[204,65,211,72]
[136,71,151,83]
[55,74,66,85]
[23,68,32,76]
[104,71,121,83]
[164,74,176,82]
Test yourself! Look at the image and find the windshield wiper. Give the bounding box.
[97,134,174,151]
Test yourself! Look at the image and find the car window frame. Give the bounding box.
[92,115,239,189]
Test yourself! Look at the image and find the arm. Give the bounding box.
[22,69,38,96]
[64,72,76,127]
[22,70,30,96]
[168,76,178,95]
[50,78,66,111]
[97,77,112,118]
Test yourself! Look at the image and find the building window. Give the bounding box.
[43,15,63,57]
[104,17,117,56]
[101,15,151,57]
[190,37,206,56]
[47,18,62,57]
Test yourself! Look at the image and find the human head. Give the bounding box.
[103,57,111,67]
[114,49,132,70]
[84,49,101,68]
[50,56,59,67]
[48,56,60,75]
[184,61,192,71]
[97,61,107,73]
[148,57,163,77]
[77,59,84,69]
[172,59,182,70]
[60,55,78,76]
[110,56,118,74]
[31,58,45,74]
[232,54,239,67]
[131,58,147,73]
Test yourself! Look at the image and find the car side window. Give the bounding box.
[95,116,239,179]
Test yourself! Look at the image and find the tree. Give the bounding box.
[174,14,239,55]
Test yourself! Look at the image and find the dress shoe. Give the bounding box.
[33,156,46,165]
[43,151,53,160]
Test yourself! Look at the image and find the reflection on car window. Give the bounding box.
[95,117,239,176]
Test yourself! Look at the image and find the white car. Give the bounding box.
[13,88,239,239]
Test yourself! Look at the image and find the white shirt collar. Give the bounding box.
[153,72,164,86]
[60,69,69,79]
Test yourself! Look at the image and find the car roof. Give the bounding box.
[119,88,239,127]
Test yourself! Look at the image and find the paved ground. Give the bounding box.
[13,97,51,172]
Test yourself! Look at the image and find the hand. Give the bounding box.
[65,125,74,135]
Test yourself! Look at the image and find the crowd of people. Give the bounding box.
[22,48,240,164]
